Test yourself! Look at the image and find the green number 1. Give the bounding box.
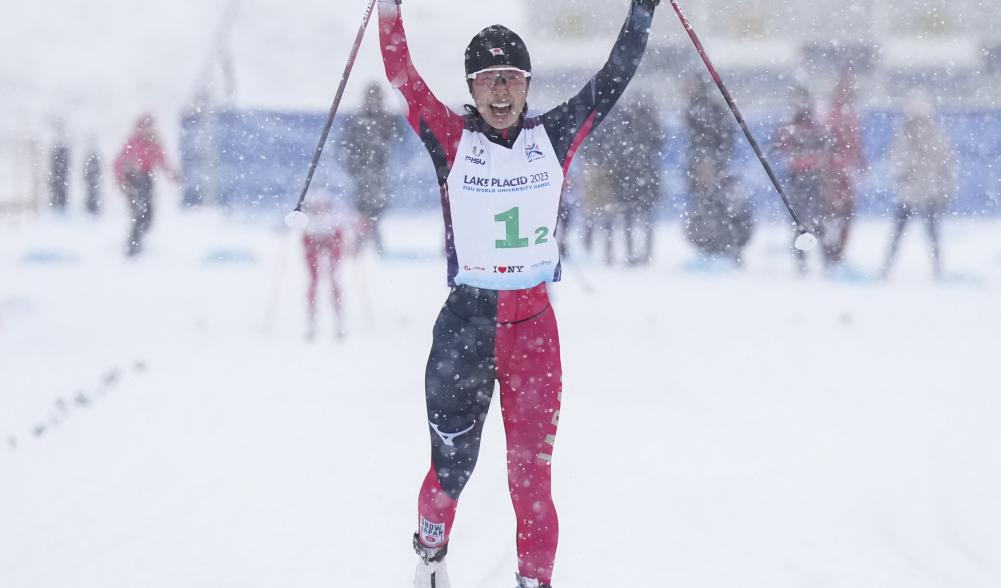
[494,207,530,249]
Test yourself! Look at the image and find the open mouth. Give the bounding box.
[490,103,513,118]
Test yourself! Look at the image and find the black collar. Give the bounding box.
[470,110,527,149]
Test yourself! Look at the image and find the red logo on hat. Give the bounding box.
[489,48,505,56]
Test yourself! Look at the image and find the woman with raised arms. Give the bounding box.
[376,1,661,585]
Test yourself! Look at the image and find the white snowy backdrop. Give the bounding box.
[1,0,531,152]
[2,1,1001,587]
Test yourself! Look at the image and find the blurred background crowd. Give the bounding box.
[1,0,998,284]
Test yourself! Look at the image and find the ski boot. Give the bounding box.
[516,572,552,588]
[413,533,450,588]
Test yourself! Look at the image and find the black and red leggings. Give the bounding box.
[417,283,562,584]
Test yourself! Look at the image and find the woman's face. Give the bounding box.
[469,67,530,130]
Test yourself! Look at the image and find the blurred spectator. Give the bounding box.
[83,137,102,216]
[684,173,754,265]
[880,93,957,280]
[683,74,753,263]
[114,114,181,257]
[48,121,71,212]
[301,192,362,340]
[684,74,735,193]
[579,120,621,265]
[822,69,866,266]
[774,86,830,274]
[577,100,664,267]
[341,82,398,256]
[613,98,665,266]
[555,176,577,260]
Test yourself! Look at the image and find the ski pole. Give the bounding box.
[668,0,817,251]
[285,0,378,230]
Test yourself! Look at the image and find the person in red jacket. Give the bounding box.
[823,69,866,266]
[774,86,830,274]
[114,114,180,257]
[377,0,658,586]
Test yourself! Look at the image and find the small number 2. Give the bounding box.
[535,227,549,245]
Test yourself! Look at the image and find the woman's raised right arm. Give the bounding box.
[378,0,464,171]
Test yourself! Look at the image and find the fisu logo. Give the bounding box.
[525,143,545,163]
[465,144,487,166]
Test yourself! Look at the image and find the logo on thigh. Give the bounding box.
[429,420,476,447]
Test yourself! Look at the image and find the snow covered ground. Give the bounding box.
[2,199,1000,587]
[4,0,1001,585]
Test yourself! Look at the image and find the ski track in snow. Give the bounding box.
[1,205,1000,587]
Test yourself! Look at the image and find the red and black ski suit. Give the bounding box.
[379,2,654,583]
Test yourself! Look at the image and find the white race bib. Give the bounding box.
[446,125,565,290]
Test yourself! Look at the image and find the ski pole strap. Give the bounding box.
[413,533,448,564]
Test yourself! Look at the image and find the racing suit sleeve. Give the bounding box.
[538,1,656,174]
[378,0,465,184]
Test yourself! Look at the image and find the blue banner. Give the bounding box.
[180,108,1001,218]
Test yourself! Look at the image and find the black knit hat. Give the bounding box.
[464,25,532,77]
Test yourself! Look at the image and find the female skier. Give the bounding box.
[377,1,659,586]
[300,192,361,340]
